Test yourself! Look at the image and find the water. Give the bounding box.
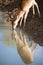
[0,11,43,65]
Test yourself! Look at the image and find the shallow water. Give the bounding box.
[0,11,43,65]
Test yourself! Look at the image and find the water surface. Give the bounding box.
[0,11,43,65]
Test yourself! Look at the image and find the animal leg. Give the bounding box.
[32,5,35,15]
[20,16,24,26]
[13,17,20,29]
[24,10,29,26]
[20,31,23,41]
[34,1,40,16]
[20,31,26,44]
[13,11,24,29]
[20,31,27,45]
[30,41,37,52]
[23,35,28,45]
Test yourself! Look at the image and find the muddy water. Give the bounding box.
[0,11,43,65]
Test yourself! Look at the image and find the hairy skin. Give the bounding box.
[1,0,40,30]
[13,0,40,29]
[0,0,43,47]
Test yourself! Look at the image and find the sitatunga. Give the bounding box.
[0,0,43,46]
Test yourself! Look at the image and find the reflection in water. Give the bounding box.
[0,11,38,65]
[0,22,37,64]
[12,29,37,64]
[0,11,43,65]
[3,29,16,47]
